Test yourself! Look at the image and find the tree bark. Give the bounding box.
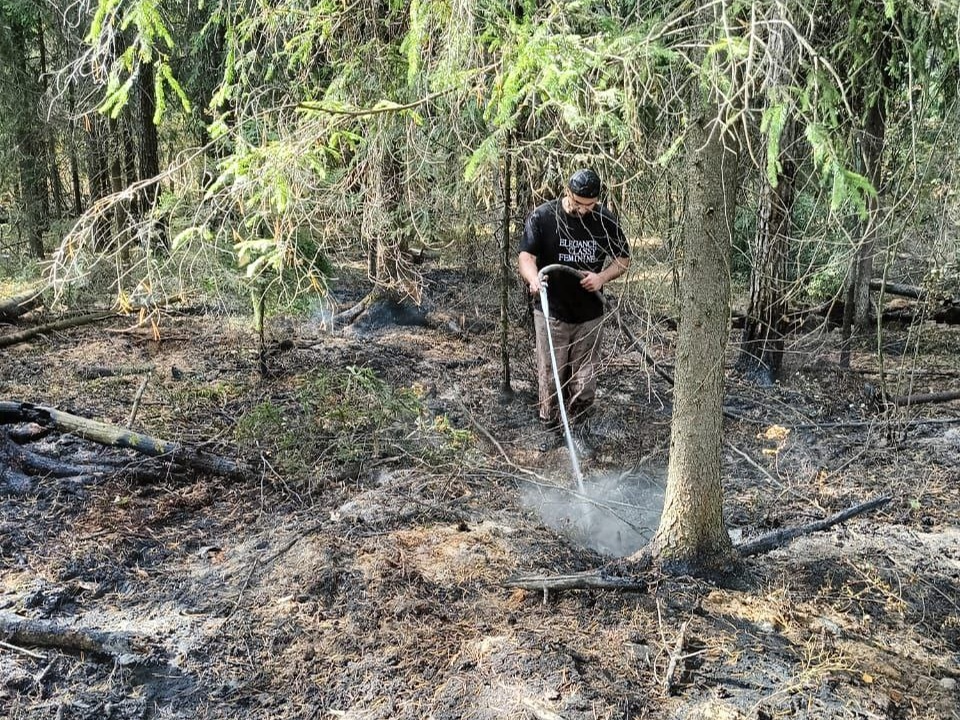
[11,14,47,259]
[138,61,168,250]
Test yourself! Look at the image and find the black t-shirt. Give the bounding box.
[519,198,629,323]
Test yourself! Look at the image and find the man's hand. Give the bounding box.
[518,251,542,294]
[580,272,603,293]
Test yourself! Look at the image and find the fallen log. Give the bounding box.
[0,311,116,349]
[0,611,148,665]
[503,569,648,595]
[332,293,373,326]
[0,401,249,481]
[869,279,928,300]
[0,287,43,321]
[890,390,960,408]
[0,433,168,487]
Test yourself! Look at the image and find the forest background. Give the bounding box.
[1,0,960,718]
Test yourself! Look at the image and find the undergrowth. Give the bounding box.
[234,365,474,489]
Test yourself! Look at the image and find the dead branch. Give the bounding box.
[127,376,151,426]
[663,620,689,695]
[0,311,116,349]
[332,292,373,326]
[2,434,111,479]
[0,638,46,660]
[0,611,149,665]
[735,495,892,557]
[0,400,249,480]
[76,364,155,379]
[502,569,648,595]
[869,279,928,300]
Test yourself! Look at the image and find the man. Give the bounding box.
[518,168,630,449]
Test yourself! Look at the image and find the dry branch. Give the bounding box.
[869,279,928,300]
[502,569,648,594]
[734,495,892,557]
[76,364,155,379]
[332,293,373,326]
[663,620,689,695]
[0,311,116,349]
[0,400,249,480]
[0,611,148,664]
[521,698,569,720]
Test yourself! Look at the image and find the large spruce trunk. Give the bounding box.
[651,90,738,576]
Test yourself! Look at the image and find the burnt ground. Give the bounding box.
[1,265,959,720]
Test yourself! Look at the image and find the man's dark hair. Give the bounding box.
[568,169,602,198]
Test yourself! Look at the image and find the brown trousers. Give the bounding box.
[533,311,604,425]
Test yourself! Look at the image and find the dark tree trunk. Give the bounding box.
[86,119,112,251]
[11,15,46,259]
[138,61,168,250]
[108,118,131,259]
[68,80,83,215]
[840,38,890,367]
[499,142,513,394]
[37,16,64,219]
[738,12,797,385]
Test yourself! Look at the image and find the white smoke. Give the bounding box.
[521,467,666,557]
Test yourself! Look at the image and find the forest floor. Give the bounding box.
[1,264,959,720]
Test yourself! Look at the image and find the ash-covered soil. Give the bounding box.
[1,267,958,720]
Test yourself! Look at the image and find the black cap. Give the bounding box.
[568,169,601,198]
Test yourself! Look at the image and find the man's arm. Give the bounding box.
[518,251,542,294]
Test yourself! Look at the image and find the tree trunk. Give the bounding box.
[499,143,513,394]
[109,118,131,260]
[650,88,738,576]
[68,79,83,216]
[138,61,168,250]
[11,15,46,259]
[362,121,419,302]
[840,38,890,366]
[86,119,112,251]
[738,6,796,385]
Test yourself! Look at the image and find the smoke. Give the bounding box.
[521,466,667,558]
